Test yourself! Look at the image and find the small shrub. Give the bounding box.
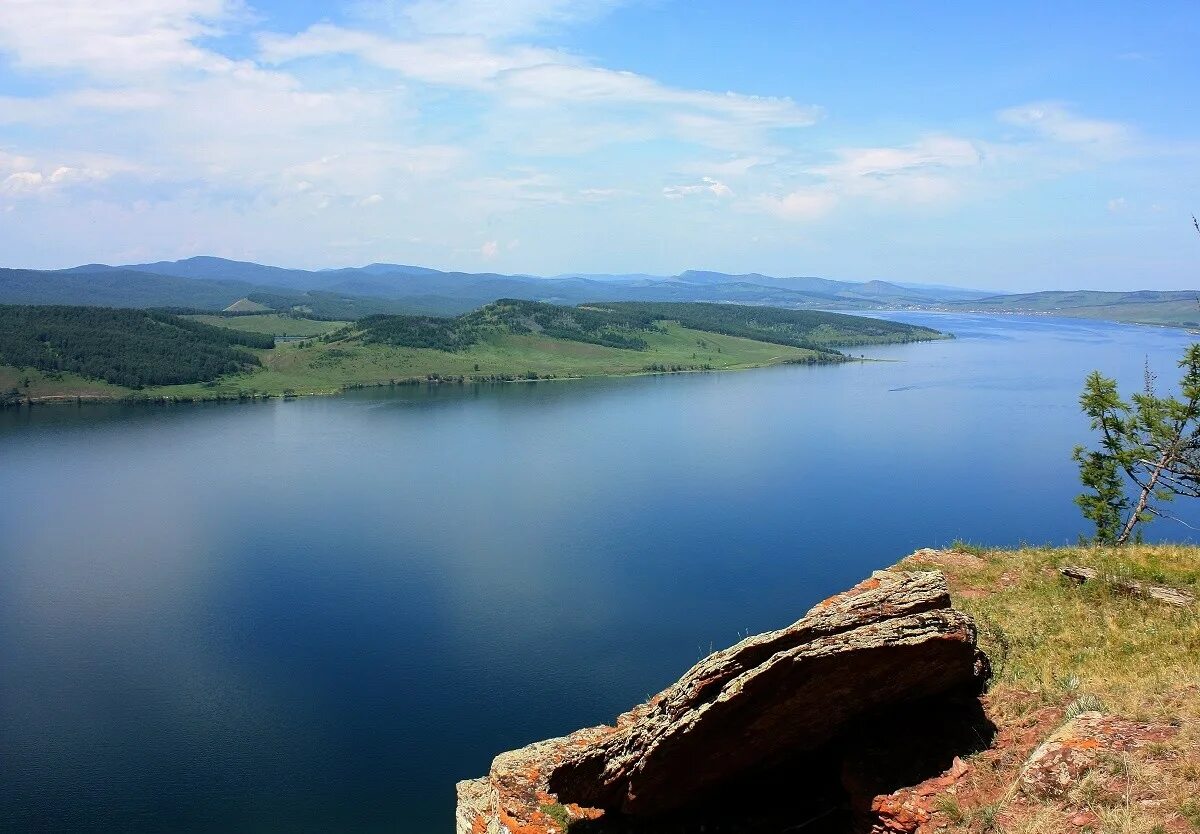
[1064,693,1105,721]
[538,803,572,831]
[934,794,966,823]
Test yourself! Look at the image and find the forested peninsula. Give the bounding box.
[0,300,947,405]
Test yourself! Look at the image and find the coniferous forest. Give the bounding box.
[0,305,273,388]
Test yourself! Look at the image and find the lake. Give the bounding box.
[2,312,1197,832]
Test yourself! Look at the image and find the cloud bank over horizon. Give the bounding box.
[0,0,1197,290]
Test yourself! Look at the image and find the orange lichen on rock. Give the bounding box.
[456,725,616,834]
[1019,711,1179,799]
[866,756,971,833]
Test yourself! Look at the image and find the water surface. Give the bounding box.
[1,313,1197,832]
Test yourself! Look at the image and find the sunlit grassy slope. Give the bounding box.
[0,365,131,401]
[895,544,1200,832]
[184,313,350,337]
[135,323,826,398]
[2,302,945,403]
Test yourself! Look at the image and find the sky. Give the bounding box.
[0,1,1197,290]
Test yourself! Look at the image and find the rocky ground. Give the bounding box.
[458,545,1200,834]
[883,545,1199,834]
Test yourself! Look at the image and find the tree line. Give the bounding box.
[356,299,662,352]
[586,301,943,352]
[0,305,273,388]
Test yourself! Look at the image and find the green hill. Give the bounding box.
[0,268,257,310]
[0,305,272,390]
[587,301,946,348]
[352,299,942,355]
[1,300,948,403]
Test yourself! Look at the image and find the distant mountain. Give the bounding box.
[550,272,667,283]
[13,255,1200,330]
[5,256,1000,319]
[943,289,1200,328]
[105,256,318,288]
[352,263,446,277]
[58,256,992,305]
[0,267,453,318]
[0,268,259,310]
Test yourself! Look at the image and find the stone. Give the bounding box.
[1018,711,1179,800]
[549,570,987,816]
[1059,565,1195,607]
[457,569,990,833]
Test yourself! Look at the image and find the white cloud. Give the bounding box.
[0,2,1184,282]
[677,156,774,178]
[1107,197,1127,212]
[0,150,122,200]
[577,187,626,201]
[663,177,733,199]
[397,0,628,38]
[495,63,817,151]
[812,136,981,182]
[999,102,1128,146]
[772,135,985,209]
[755,188,836,221]
[262,24,817,153]
[0,0,243,79]
[260,24,563,89]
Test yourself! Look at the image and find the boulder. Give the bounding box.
[1018,711,1179,800]
[457,569,990,833]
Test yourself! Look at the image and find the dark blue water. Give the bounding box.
[1,313,1197,832]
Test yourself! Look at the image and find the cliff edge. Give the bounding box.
[456,569,991,833]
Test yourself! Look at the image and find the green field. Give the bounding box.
[1,300,947,404]
[0,365,131,402]
[131,323,829,399]
[184,313,350,337]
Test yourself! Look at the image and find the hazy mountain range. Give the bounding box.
[3,256,1198,327]
[1,256,996,317]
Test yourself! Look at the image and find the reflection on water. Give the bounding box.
[1,313,1197,832]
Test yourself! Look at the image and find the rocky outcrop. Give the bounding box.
[457,569,991,833]
[1019,711,1179,800]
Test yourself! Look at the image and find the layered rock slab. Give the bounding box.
[457,569,989,832]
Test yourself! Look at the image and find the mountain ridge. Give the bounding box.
[10,256,1200,328]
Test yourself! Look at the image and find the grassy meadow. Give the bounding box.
[133,322,828,399]
[184,313,350,337]
[895,544,1200,833]
[2,302,950,404]
[0,365,131,401]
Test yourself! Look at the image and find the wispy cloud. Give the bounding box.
[389,0,629,38]
[261,23,817,153]
[663,177,733,199]
[0,0,244,79]
[754,188,837,220]
[998,102,1129,147]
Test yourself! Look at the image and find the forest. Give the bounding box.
[349,298,946,355]
[356,299,662,351]
[0,305,273,388]
[589,302,946,350]
[356,313,478,351]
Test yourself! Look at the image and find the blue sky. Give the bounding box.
[0,0,1197,289]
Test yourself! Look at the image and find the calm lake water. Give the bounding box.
[2,312,1198,832]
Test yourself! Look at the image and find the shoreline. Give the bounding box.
[2,353,876,408]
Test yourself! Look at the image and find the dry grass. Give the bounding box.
[898,545,1200,833]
